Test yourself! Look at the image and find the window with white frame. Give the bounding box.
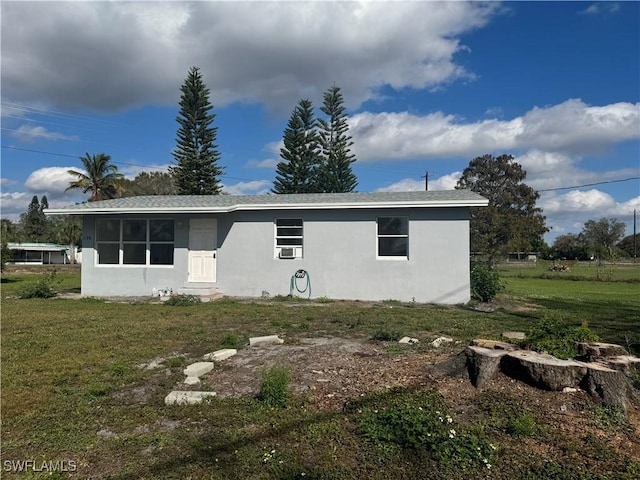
[377,217,408,258]
[275,218,303,258]
[96,219,175,265]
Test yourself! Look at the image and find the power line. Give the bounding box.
[0,145,257,182]
[538,177,640,192]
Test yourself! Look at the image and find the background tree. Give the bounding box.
[617,233,639,259]
[581,217,625,260]
[169,66,224,195]
[550,233,589,260]
[456,154,548,266]
[273,99,321,193]
[20,195,49,242]
[53,216,82,264]
[66,152,123,201]
[120,171,178,196]
[317,85,357,193]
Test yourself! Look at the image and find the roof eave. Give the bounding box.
[45,199,488,215]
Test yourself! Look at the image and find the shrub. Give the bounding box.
[163,294,201,306]
[526,317,599,359]
[220,332,244,349]
[470,263,504,302]
[257,364,291,408]
[18,270,60,299]
[371,328,402,342]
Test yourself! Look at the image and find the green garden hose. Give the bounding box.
[290,269,311,299]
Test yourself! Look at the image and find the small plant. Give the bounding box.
[507,412,538,437]
[470,263,504,302]
[526,317,599,359]
[18,269,61,298]
[257,364,291,408]
[220,332,243,349]
[163,294,201,306]
[371,328,402,342]
[164,356,185,368]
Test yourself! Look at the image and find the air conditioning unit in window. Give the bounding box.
[279,247,295,259]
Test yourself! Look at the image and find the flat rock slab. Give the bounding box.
[203,349,238,361]
[164,391,216,405]
[503,350,587,391]
[431,336,454,348]
[399,337,419,344]
[471,339,518,351]
[249,335,284,347]
[183,362,214,378]
[502,331,526,340]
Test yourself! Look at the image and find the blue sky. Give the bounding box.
[1,1,638,243]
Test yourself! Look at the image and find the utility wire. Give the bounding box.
[538,177,640,192]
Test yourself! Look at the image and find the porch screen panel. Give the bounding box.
[96,219,120,264]
[149,219,174,265]
[123,220,146,264]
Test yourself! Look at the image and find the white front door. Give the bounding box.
[188,219,217,283]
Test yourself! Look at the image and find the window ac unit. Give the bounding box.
[279,247,295,259]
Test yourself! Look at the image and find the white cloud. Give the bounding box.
[350,99,639,161]
[0,191,30,218]
[579,3,620,16]
[1,178,18,188]
[245,158,279,169]
[24,167,78,194]
[223,180,272,195]
[10,124,79,143]
[1,1,499,113]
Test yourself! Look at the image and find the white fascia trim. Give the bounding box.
[45,199,488,215]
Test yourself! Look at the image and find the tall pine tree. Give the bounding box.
[169,66,224,195]
[317,84,357,193]
[20,195,48,242]
[272,99,320,193]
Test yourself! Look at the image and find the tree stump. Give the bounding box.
[502,351,587,391]
[577,342,628,361]
[580,362,629,411]
[465,346,508,388]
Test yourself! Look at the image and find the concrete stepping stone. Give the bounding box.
[183,362,214,378]
[249,335,284,347]
[203,349,237,361]
[184,376,200,385]
[164,391,216,405]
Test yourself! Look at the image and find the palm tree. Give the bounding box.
[66,153,123,202]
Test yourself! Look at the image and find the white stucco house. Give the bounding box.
[46,191,488,304]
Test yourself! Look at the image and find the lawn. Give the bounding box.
[1,268,639,479]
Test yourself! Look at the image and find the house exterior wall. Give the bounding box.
[80,207,471,304]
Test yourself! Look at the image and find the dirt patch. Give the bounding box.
[199,337,456,410]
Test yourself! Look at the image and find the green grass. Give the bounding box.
[1,269,639,479]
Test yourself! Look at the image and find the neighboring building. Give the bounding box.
[46,191,488,303]
[7,242,72,265]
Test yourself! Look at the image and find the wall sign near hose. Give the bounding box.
[290,269,311,299]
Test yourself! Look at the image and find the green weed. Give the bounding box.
[526,317,599,359]
[257,364,291,408]
[163,294,201,306]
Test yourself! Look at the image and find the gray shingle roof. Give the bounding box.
[46,190,488,215]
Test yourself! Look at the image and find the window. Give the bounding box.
[275,218,303,258]
[96,219,174,265]
[377,217,408,258]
